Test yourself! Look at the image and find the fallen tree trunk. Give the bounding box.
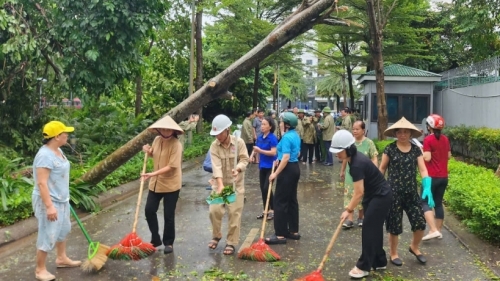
[80,0,349,185]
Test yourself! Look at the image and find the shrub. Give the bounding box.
[444,125,500,169]
[444,159,500,243]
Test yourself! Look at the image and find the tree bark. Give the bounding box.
[346,65,355,110]
[366,0,387,140]
[195,0,204,133]
[79,0,343,185]
[134,74,142,117]
[496,164,500,178]
[253,65,260,109]
[341,74,347,109]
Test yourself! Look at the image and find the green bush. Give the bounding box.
[444,125,500,169]
[373,139,394,154]
[445,159,500,243]
[373,140,500,244]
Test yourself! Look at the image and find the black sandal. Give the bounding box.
[208,237,221,249]
[223,245,235,255]
[257,213,265,219]
[265,234,287,245]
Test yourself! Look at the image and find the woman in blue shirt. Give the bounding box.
[250,117,278,220]
[265,112,302,244]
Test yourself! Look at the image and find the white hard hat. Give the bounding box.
[210,114,232,136]
[329,130,355,153]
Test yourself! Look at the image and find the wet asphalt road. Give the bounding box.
[0,162,494,281]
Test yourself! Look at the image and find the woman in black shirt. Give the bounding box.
[331,130,393,279]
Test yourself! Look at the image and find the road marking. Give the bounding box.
[238,228,259,253]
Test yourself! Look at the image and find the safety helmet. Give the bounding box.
[426,114,445,130]
[329,130,355,153]
[282,112,298,127]
[210,114,232,136]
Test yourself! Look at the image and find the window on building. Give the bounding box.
[306,59,313,65]
[371,94,429,123]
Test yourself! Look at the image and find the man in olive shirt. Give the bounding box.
[178,114,199,150]
[318,107,335,166]
[241,111,254,159]
[313,109,325,162]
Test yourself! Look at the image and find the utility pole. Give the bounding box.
[188,0,196,145]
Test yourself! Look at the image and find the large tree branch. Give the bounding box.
[80,0,341,185]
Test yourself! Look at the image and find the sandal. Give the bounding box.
[223,245,235,255]
[257,213,265,219]
[267,212,274,220]
[265,234,287,245]
[208,237,221,249]
[285,232,301,240]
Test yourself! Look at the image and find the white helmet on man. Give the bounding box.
[210,114,232,136]
[329,129,355,153]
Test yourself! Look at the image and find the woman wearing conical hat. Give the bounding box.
[141,115,184,254]
[379,117,430,266]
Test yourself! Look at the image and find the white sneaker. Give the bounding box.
[422,231,442,241]
[349,267,369,279]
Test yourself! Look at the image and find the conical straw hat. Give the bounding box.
[384,117,422,138]
[148,115,184,135]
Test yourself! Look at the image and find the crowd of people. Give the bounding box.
[32,107,450,280]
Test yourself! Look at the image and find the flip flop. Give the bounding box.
[56,260,81,268]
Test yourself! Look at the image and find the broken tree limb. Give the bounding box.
[79,0,346,185]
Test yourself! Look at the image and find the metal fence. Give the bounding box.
[435,56,500,90]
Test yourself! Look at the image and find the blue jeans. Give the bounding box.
[323,140,333,164]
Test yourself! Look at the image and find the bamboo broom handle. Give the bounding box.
[317,219,344,272]
[259,162,277,239]
[132,153,149,233]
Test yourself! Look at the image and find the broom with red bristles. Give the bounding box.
[107,153,156,260]
[238,163,280,262]
[294,219,344,281]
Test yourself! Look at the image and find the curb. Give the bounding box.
[0,155,205,250]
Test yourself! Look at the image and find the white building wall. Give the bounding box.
[434,81,500,129]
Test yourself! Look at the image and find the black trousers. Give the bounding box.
[323,140,333,164]
[314,137,322,161]
[259,168,274,210]
[274,162,300,236]
[145,189,180,246]
[245,143,254,158]
[301,143,314,163]
[422,177,448,219]
[356,193,393,271]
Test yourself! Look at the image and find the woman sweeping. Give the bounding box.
[142,115,184,254]
[332,130,392,279]
[421,114,451,241]
[32,121,81,281]
[379,117,430,266]
[340,120,378,229]
[265,112,301,244]
[250,117,278,220]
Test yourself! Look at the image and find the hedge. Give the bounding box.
[444,125,500,169]
[374,140,500,244]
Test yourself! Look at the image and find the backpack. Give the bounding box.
[203,150,213,173]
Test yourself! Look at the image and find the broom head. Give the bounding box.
[81,243,110,272]
[107,232,156,260]
[237,239,280,262]
[294,270,325,281]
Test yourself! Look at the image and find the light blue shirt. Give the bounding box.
[277,129,301,162]
[32,146,71,203]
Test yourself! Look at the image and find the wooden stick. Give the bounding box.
[259,163,277,239]
[317,219,344,272]
[132,153,149,233]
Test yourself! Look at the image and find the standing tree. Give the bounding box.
[365,0,398,139]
